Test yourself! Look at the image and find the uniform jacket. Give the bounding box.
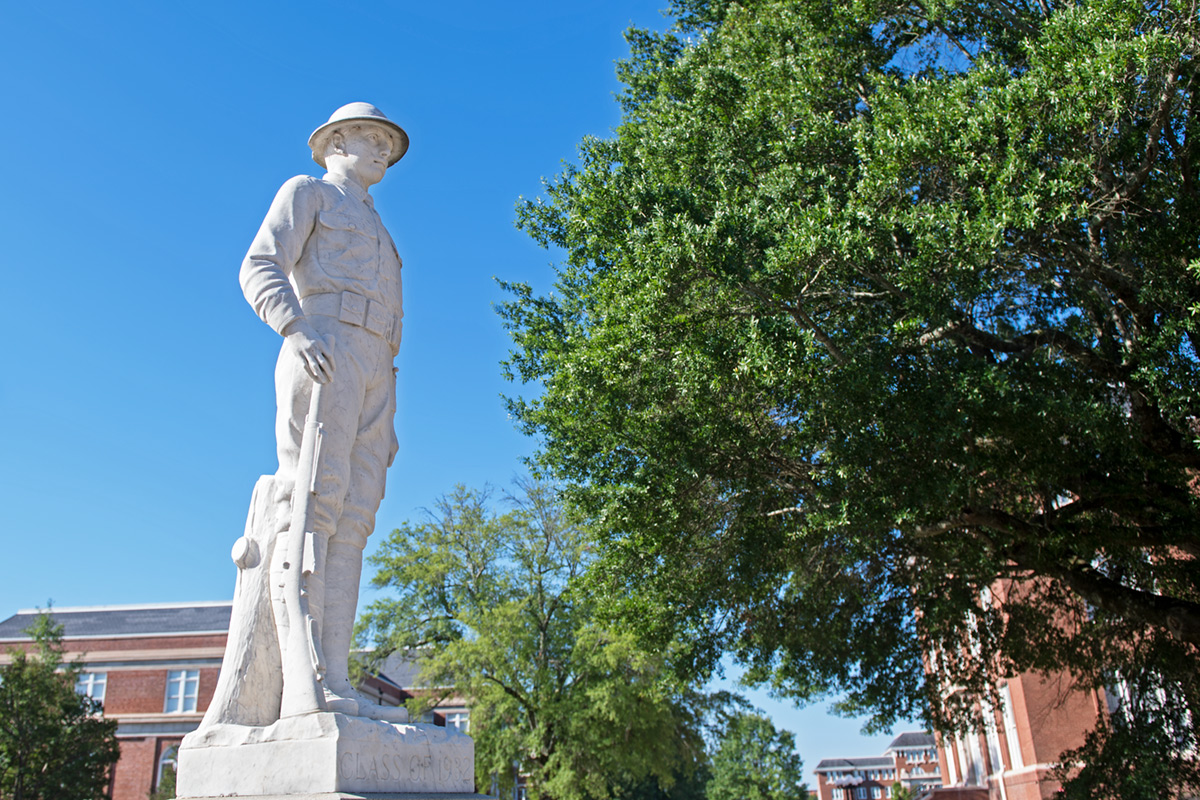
[240,173,403,354]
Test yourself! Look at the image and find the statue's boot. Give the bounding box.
[321,540,409,723]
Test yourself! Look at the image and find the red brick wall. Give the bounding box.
[100,666,220,715]
[106,670,169,715]
[70,634,228,653]
[111,738,156,800]
[197,667,219,712]
[1015,672,1099,767]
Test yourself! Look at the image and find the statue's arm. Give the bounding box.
[239,177,335,383]
[240,176,319,337]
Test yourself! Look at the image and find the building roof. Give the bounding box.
[0,601,233,641]
[886,731,937,751]
[0,601,432,690]
[378,650,425,688]
[815,756,895,771]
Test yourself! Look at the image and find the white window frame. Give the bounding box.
[1000,684,1024,770]
[164,669,200,713]
[944,736,960,785]
[75,671,107,704]
[966,733,986,786]
[983,700,1005,774]
[446,711,469,732]
[157,746,178,790]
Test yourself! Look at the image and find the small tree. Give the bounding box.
[706,712,807,800]
[358,480,711,800]
[0,612,120,800]
[890,782,913,800]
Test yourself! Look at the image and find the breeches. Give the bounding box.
[274,315,398,551]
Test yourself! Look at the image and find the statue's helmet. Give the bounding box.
[308,102,409,169]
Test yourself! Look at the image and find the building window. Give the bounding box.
[75,671,106,705]
[164,669,200,713]
[1000,685,1024,770]
[856,789,868,800]
[872,787,882,798]
[157,746,178,796]
[983,701,1005,774]
[833,789,844,800]
[966,733,986,786]
[446,711,469,732]
[944,738,959,785]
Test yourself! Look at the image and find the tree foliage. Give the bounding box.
[0,613,120,800]
[706,712,806,800]
[498,0,1200,784]
[358,480,710,800]
[1054,663,1200,799]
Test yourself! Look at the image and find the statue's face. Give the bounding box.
[330,124,393,188]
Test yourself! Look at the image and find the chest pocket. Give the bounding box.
[315,210,377,280]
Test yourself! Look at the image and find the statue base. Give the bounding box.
[177,713,475,797]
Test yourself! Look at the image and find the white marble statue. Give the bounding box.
[178,104,474,799]
[242,101,407,723]
[238,100,409,722]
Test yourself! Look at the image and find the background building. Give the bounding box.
[814,732,942,800]
[0,602,454,800]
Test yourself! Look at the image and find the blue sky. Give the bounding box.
[1,0,911,781]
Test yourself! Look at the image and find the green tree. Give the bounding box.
[0,613,120,800]
[890,782,913,800]
[358,480,710,800]
[498,0,1200,787]
[1054,666,1200,799]
[706,712,806,800]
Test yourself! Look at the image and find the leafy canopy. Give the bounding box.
[0,613,120,800]
[499,0,1200,779]
[358,480,711,800]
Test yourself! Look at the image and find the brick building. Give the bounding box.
[0,603,231,800]
[932,671,1103,800]
[814,732,943,800]
[0,601,458,800]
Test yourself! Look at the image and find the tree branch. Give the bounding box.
[956,508,1200,646]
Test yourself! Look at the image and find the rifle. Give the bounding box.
[279,337,334,718]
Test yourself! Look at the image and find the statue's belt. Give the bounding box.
[300,291,398,344]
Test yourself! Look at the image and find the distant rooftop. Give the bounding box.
[815,756,895,771]
[0,601,423,691]
[379,650,425,688]
[887,731,936,750]
[0,601,232,641]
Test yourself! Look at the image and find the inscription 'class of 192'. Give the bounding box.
[337,752,473,788]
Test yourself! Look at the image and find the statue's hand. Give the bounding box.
[284,319,336,384]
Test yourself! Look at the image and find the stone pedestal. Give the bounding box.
[177,713,475,798]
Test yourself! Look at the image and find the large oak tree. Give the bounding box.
[499,0,1200,786]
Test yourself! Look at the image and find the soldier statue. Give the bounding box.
[204,102,409,724]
